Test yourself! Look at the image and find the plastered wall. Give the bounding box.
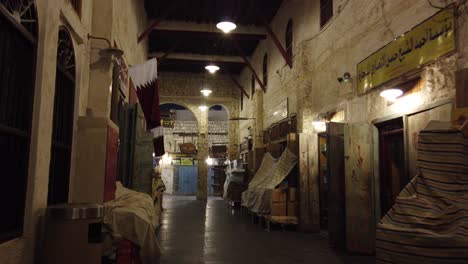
[237,0,467,231]
[238,0,467,142]
[0,0,149,262]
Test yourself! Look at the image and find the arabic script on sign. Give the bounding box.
[357,8,455,94]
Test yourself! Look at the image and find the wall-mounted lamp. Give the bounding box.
[199,105,208,112]
[380,88,403,102]
[88,34,124,59]
[312,117,327,133]
[337,72,352,83]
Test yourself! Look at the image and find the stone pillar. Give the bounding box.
[253,91,265,173]
[196,109,209,200]
[227,101,240,160]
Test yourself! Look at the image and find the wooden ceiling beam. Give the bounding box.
[156,41,181,65]
[255,4,293,69]
[150,20,267,36]
[150,52,244,63]
[229,74,250,99]
[138,3,178,43]
[231,39,266,93]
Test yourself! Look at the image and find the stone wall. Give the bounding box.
[164,120,229,153]
[159,71,240,158]
[238,0,467,141]
[158,71,240,199]
[0,0,149,262]
[237,0,467,231]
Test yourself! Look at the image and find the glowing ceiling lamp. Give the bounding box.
[216,21,237,33]
[199,105,208,112]
[205,64,220,74]
[200,89,213,97]
[380,88,403,102]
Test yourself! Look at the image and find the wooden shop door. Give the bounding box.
[344,123,377,254]
[377,118,406,217]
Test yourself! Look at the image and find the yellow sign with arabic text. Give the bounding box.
[180,158,193,166]
[357,8,455,94]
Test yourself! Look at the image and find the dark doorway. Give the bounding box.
[0,2,37,242]
[326,122,346,249]
[318,133,328,229]
[377,118,407,217]
[48,28,76,205]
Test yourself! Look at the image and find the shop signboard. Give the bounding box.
[180,158,193,166]
[357,8,455,94]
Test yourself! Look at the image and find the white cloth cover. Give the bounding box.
[242,149,298,213]
[128,58,158,89]
[104,182,161,263]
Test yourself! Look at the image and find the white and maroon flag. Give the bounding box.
[128,58,165,157]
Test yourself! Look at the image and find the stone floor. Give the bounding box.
[157,195,376,264]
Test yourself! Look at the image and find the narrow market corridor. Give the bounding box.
[157,195,376,264]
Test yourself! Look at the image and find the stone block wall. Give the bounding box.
[0,0,150,262]
[238,0,467,141]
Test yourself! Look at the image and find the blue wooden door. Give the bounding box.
[177,165,197,195]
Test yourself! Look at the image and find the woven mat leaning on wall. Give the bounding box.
[376,119,468,264]
[241,148,298,214]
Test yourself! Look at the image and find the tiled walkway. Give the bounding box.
[157,195,375,264]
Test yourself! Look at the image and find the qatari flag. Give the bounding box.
[128,58,165,157]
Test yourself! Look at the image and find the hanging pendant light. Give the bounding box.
[200,89,212,97]
[216,21,237,33]
[205,64,220,74]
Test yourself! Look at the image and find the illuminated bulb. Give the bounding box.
[206,157,214,166]
[200,89,212,97]
[162,153,172,165]
[380,88,403,102]
[199,105,208,111]
[216,21,237,33]
[205,65,220,73]
[312,121,327,133]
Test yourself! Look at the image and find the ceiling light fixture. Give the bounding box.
[205,64,220,74]
[216,21,237,33]
[200,89,213,97]
[199,105,208,112]
[380,88,403,102]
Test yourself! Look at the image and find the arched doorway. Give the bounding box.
[47,28,76,205]
[207,105,229,196]
[159,103,199,195]
[0,0,38,241]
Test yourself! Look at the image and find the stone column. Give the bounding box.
[252,91,265,172]
[196,109,209,200]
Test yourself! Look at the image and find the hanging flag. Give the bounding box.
[128,58,165,157]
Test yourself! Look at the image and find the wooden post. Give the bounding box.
[456,68,468,108]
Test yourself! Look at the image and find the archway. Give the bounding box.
[0,0,38,241]
[207,104,229,196]
[159,103,199,195]
[48,28,76,205]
